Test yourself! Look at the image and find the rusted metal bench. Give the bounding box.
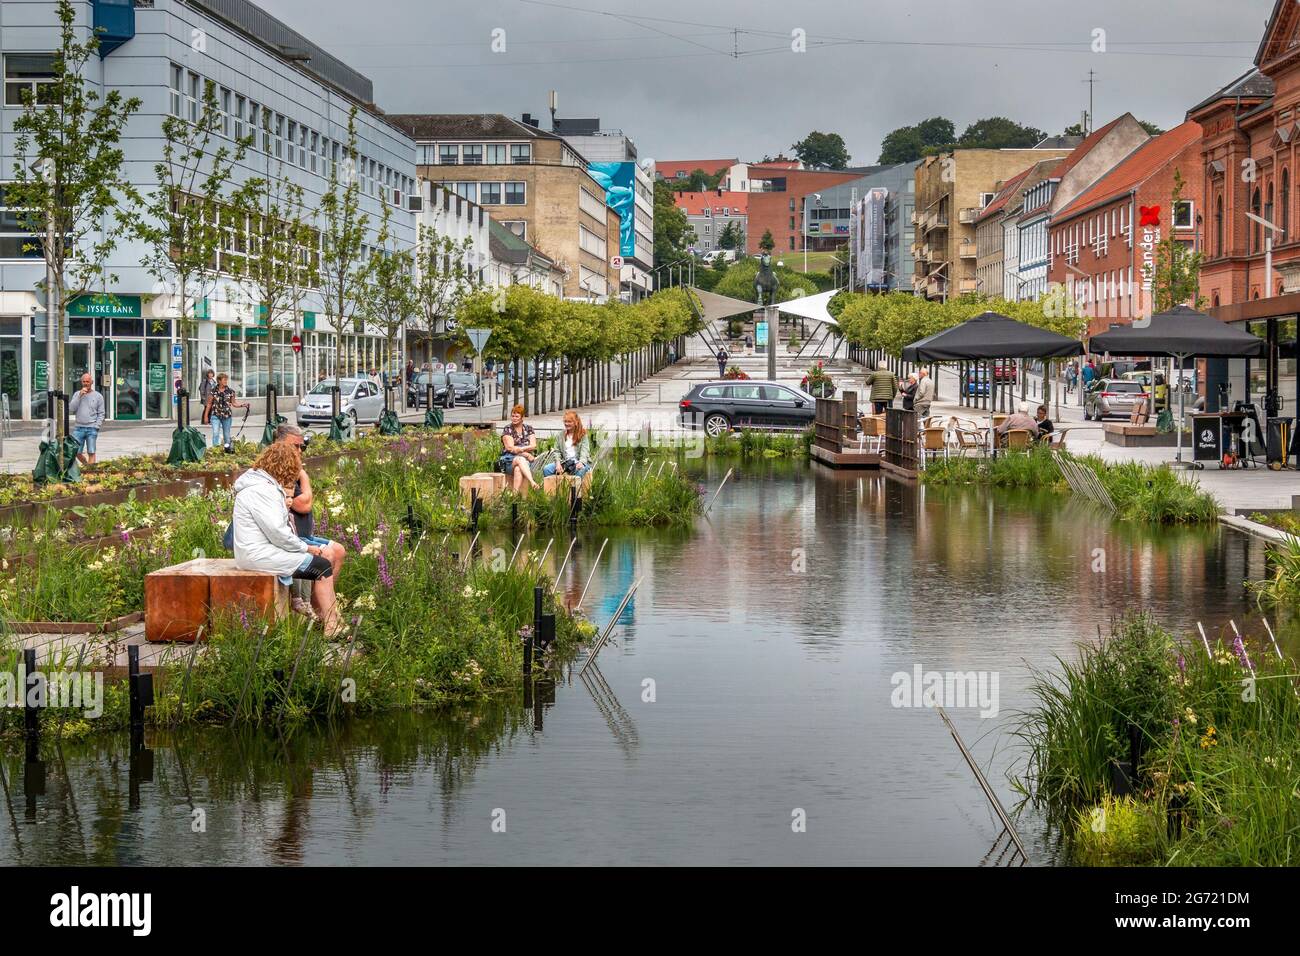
[144,558,289,643]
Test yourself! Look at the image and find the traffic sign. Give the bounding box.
[291,334,302,353]
[611,255,624,269]
[465,328,491,354]
[172,344,183,359]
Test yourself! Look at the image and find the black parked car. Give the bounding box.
[408,370,482,408]
[678,380,817,436]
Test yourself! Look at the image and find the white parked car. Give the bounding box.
[296,377,385,427]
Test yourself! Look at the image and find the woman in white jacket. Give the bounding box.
[232,442,344,638]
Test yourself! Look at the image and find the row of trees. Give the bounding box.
[9,1,475,425]
[877,115,1166,164]
[457,286,700,419]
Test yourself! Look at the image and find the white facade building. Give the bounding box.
[0,0,416,420]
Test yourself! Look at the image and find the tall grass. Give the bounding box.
[1013,613,1300,866]
[1248,535,1300,609]
[923,446,1219,524]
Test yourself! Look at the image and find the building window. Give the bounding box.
[1215,194,1223,256]
[286,121,297,166]
[299,125,309,169]
[5,54,59,107]
[187,71,200,123]
[480,182,501,205]
[485,144,507,164]
[1283,170,1291,242]
[219,87,231,137]
[504,182,526,205]
[1172,199,1193,230]
[511,144,531,164]
[462,144,483,165]
[273,114,284,160]
[1251,187,1261,253]
[453,182,477,202]
[439,145,459,165]
[0,185,47,259]
[168,63,183,117]
[233,95,246,142]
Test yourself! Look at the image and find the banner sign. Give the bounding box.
[68,294,142,318]
[587,161,636,258]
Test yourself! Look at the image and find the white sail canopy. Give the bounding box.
[777,288,840,327]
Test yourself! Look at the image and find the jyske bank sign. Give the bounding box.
[67,294,143,318]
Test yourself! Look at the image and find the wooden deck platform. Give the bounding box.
[810,443,881,469]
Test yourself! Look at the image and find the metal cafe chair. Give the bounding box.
[1005,429,1034,450]
[921,425,949,463]
[853,414,885,453]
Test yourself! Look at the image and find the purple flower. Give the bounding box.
[352,532,362,551]
[1176,654,1186,676]
[121,529,131,542]
[377,520,388,534]
[377,552,394,589]
[1233,634,1253,671]
[518,624,533,642]
[396,529,405,548]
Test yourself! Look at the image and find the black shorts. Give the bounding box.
[292,554,334,580]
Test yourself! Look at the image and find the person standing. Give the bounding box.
[900,372,918,412]
[203,372,248,450]
[198,368,217,406]
[1082,360,1096,391]
[68,372,105,466]
[914,367,935,421]
[716,347,728,379]
[865,361,898,414]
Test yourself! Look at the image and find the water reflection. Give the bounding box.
[2,461,1295,865]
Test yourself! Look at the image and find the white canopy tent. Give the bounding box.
[778,288,843,359]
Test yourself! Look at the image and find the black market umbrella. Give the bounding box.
[1090,305,1266,463]
[901,311,1085,362]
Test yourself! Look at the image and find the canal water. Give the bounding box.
[3,460,1293,866]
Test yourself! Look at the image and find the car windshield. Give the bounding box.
[310,380,356,395]
[1106,381,1142,392]
[450,373,477,386]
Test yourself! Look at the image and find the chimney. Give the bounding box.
[522,113,539,129]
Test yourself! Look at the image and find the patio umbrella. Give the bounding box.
[1089,305,1267,463]
[901,311,1086,362]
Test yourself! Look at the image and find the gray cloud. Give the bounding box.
[260,0,1269,164]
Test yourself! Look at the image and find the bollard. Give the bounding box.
[23,648,39,744]
[128,645,154,731]
[511,502,518,531]
[522,625,533,679]
[538,613,556,651]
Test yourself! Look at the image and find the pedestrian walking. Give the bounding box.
[198,368,217,406]
[716,347,728,379]
[68,372,105,466]
[864,361,898,414]
[202,372,248,451]
[1082,360,1097,391]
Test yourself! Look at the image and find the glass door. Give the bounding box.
[64,341,92,395]
[146,338,167,419]
[113,339,143,421]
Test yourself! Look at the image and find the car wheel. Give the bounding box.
[704,413,730,437]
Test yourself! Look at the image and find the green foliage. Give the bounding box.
[758,229,775,253]
[317,109,370,381]
[1248,534,1300,609]
[1147,169,1206,311]
[712,256,834,303]
[878,117,955,164]
[654,179,691,265]
[957,116,1047,150]
[792,130,850,170]
[1015,614,1300,866]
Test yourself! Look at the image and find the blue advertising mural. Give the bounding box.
[587,161,636,258]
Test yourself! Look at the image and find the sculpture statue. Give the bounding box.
[754,253,780,306]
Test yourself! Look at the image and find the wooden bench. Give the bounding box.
[459,471,507,507]
[144,558,289,643]
[542,470,594,497]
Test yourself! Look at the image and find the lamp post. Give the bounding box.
[1244,209,1286,422]
[804,193,822,274]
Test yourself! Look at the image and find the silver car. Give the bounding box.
[1084,378,1149,420]
[296,377,385,427]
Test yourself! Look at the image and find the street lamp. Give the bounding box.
[1244,210,1285,299]
[804,193,822,274]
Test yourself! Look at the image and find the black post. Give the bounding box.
[23,648,39,745]
[426,382,435,412]
[128,644,153,731]
[511,501,518,531]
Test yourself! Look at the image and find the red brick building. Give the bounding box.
[653,158,736,183]
[1048,121,1204,334]
[745,165,862,255]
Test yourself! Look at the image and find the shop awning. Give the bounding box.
[901,311,1085,362]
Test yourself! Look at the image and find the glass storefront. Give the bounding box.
[1247,318,1298,421]
[0,317,20,420]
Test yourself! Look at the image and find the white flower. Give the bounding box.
[462,584,474,598]
[361,538,382,557]
[355,593,377,611]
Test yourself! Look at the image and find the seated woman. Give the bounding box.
[232,441,345,638]
[1034,405,1054,442]
[500,404,540,492]
[542,410,593,478]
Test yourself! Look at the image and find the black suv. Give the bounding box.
[679,380,817,436]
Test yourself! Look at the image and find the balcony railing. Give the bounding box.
[958,208,978,224]
[959,239,976,258]
[959,278,978,294]
[927,276,946,298]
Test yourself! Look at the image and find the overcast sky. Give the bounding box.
[260,0,1276,166]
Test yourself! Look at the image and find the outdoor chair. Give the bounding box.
[854,414,885,453]
[1005,429,1034,450]
[921,426,948,463]
[954,426,986,458]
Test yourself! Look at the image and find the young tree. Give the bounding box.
[138,78,252,402]
[412,222,477,372]
[316,108,371,416]
[1147,170,1206,312]
[362,203,416,405]
[8,0,142,436]
[653,179,690,265]
[233,154,318,397]
[758,229,776,253]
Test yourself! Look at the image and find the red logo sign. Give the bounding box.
[291,335,302,353]
[1139,205,1161,227]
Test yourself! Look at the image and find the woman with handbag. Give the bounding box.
[203,372,248,450]
[499,404,540,492]
[542,410,592,478]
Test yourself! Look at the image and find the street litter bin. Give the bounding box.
[1266,417,1293,469]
